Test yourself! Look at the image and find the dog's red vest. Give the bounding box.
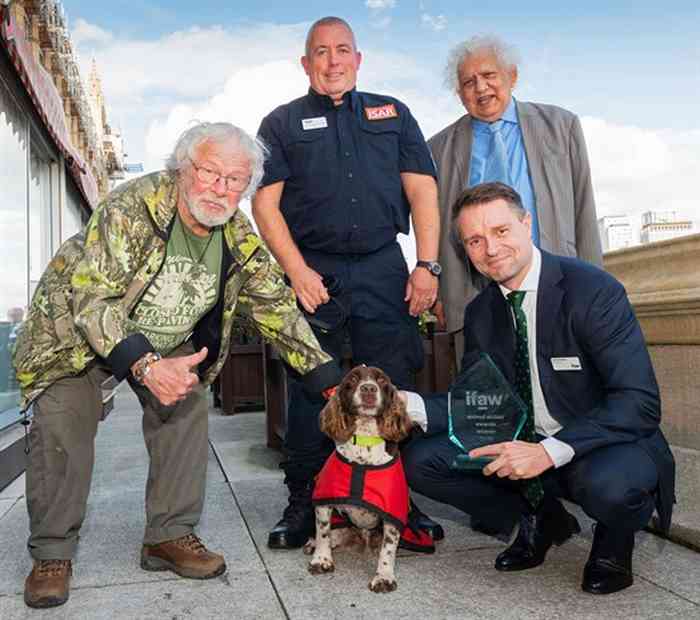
[312,451,409,530]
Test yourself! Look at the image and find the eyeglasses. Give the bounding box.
[188,158,250,193]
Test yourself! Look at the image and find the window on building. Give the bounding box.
[63,179,88,242]
[0,78,28,416]
[28,140,55,299]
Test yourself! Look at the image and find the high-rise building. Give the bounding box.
[598,215,635,252]
[640,211,694,244]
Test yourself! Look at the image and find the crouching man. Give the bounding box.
[13,122,341,608]
[401,182,675,595]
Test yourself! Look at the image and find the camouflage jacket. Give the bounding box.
[13,171,340,410]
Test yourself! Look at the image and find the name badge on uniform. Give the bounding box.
[364,103,398,121]
[550,357,582,371]
[301,116,328,130]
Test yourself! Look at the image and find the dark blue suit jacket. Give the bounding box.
[426,251,675,530]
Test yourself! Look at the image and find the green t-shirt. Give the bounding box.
[128,215,222,355]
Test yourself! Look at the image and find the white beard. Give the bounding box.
[188,199,235,228]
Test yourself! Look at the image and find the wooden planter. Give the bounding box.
[216,344,266,415]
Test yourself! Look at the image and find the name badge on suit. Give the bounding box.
[550,357,582,371]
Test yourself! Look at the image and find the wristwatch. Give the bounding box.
[132,352,162,384]
[416,260,442,277]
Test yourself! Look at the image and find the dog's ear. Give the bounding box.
[377,383,413,443]
[320,393,356,443]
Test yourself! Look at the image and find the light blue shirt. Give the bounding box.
[469,97,540,245]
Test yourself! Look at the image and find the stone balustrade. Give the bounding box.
[604,233,700,548]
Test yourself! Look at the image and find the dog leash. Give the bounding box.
[284,274,348,334]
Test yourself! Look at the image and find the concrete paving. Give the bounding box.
[1,386,699,619]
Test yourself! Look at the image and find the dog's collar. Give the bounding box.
[351,434,385,447]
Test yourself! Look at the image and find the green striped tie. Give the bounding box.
[507,291,545,509]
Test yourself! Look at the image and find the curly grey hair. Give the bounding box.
[165,122,268,199]
[444,35,519,94]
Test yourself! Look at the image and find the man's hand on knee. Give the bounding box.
[470,441,554,480]
[141,347,208,406]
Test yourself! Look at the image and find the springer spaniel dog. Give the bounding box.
[304,365,413,593]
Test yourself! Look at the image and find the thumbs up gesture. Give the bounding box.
[142,347,208,406]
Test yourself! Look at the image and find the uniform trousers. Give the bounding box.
[283,241,425,483]
[25,341,209,560]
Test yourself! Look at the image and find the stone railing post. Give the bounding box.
[604,233,700,548]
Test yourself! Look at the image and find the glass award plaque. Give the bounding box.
[448,353,528,470]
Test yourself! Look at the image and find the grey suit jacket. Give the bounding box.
[428,100,604,334]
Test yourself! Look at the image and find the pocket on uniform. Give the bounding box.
[287,129,327,175]
[359,123,401,177]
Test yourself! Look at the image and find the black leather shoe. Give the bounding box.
[268,515,314,549]
[268,481,315,550]
[582,524,634,594]
[582,559,633,594]
[408,499,444,541]
[495,500,580,572]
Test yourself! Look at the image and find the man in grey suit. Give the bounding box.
[429,35,603,363]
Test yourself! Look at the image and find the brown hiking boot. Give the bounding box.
[24,559,72,608]
[141,534,226,579]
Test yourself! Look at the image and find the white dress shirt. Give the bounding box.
[405,248,575,468]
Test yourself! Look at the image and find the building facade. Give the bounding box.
[598,215,635,253]
[641,211,695,245]
[0,0,123,428]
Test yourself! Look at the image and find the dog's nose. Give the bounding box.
[360,383,377,395]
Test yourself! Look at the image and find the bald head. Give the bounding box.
[305,16,357,56]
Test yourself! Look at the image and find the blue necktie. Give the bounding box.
[507,290,545,509]
[482,121,511,186]
[480,121,540,246]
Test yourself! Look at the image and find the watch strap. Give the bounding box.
[132,352,162,384]
[416,260,442,276]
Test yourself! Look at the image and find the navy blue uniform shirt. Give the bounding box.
[257,88,436,254]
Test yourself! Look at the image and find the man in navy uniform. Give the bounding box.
[402,182,675,594]
[253,16,441,549]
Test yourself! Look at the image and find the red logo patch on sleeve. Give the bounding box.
[364,103,399,121]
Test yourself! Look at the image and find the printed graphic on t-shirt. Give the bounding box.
[128,255,218,354]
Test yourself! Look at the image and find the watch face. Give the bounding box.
[418,261,442,276]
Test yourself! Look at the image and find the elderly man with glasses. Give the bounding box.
[13,122,342,609]
[429,35,602,367]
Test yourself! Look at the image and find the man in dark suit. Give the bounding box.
[402,182,675,594]
[429,35,603,364]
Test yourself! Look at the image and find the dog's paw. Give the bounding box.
[368,575,397,593]
[308,557,335,574]
[302,539,316,555]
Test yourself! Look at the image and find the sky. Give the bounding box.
[60,0,700,255]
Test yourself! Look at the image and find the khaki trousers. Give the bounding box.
[26,342,209,560]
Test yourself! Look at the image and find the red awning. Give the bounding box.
[1,9,99,209]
